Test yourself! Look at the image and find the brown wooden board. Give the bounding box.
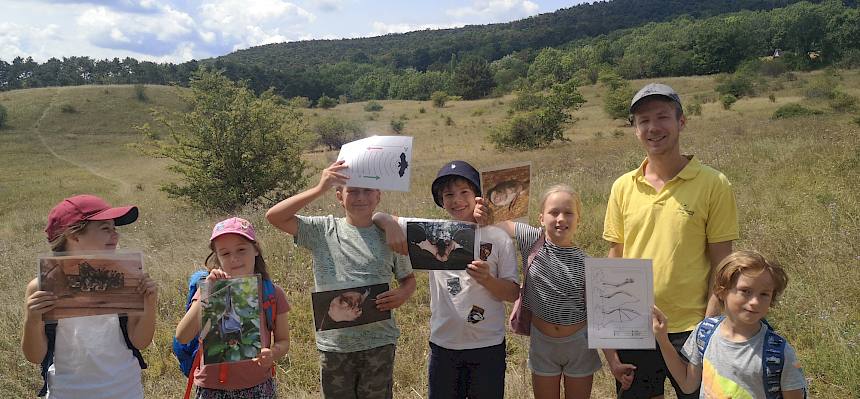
[481,162,531,223]
[38,252,145,321]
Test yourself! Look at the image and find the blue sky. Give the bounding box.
[0,0,590,63]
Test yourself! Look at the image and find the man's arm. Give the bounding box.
[266,160,348,235]
[705,241,733,317]
[607,241,624,258]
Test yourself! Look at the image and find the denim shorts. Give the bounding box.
[527,325,602,378]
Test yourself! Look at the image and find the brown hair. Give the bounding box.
[539,184,582,218]
[49,220,89,252]
[205,237,271,281]
[712,250,789,307]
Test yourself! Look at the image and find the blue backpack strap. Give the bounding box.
[38,322,57,397]
[761,319,788,399]
[173,270,209,377]
[261,279,277,331]
[695,315,724,360]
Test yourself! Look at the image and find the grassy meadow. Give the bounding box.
[0,70,858,398]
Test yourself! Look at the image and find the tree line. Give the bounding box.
[1,1,857,103]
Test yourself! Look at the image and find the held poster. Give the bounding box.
[585,258,655,349]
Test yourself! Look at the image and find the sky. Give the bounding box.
[0,0,591,64]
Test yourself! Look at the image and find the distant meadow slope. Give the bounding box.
[0,72,857,397]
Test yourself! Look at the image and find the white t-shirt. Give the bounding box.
[400,219,518,350]
[47,314,144,399]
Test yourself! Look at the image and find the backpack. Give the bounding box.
[509,234,545,336]
[39,315,147,397]
[175,271,279,399]
[696,316,806,399]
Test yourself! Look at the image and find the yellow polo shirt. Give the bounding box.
[603,156,738,332]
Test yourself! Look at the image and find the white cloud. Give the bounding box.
[447,0,539,18]
[0,22,63,61]
[370,21,463,36]
[75,5,196,55]
[198,0,314,50]
[312,0,344,13]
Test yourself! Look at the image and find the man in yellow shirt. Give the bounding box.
[602,83,739,399]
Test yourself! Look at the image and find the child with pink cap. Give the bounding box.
[22,194,158,399]
[175,217,290,399]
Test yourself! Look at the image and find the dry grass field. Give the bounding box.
[0,70,858,398]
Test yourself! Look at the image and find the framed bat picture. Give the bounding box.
[312,283,391,331]
[200,275,263,366]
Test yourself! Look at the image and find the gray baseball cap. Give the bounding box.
[630,83,682,114]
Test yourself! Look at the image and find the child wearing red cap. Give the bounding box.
[22,194,158,399]
[175,217,291,399]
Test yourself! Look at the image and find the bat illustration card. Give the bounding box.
[38,251,145,321]
[312,283,391,331]
[200,275,263,366]
[406,219,477,270]
[585,258,654,349]
[481,162,531,223]
[336,135,413,191]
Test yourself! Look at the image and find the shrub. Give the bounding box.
[363,101,383,112]
[612,129,625,138]
[390,119,405,134]
[135,68,308,212]
[490,80,584,150]
[804,76,837,99]
[418,107,426,114]
[720,94,738,110]
[313,116,363,150]
[829,91,858,113]
[604,83,636,121]
[0,103,7,128]
[852,115,860,127]
[687,102,702,116]
[772,103,823,119]
[431,91,448,108]
[338,94,349,105]
[768,93,777,103]
[715,73,755,98]
[510,90,544,111]
[60,104,77,113]
[445,116,454,126]
[134,84,148,102]
[287,96,311,108]
[317,95,337,109]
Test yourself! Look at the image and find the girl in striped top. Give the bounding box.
[476,184,601,399]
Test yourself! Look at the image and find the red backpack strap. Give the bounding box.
[182,339,203,399]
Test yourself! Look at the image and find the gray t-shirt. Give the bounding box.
[681,320,806,398]
[295,215,413,353]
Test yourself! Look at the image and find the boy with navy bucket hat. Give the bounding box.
[374,160,519,399]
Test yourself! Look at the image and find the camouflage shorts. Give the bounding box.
[319,344,396,399]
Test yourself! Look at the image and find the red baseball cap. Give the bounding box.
[45,195,139,241]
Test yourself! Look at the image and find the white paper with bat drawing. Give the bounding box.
[336,135,413,192]
[585,258,655,349]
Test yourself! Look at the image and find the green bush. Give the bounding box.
[313,116,363,150]
[768,93,777,103]
[687,102,702,116]
[804,76,837,99]
[317,95,337,109]
[134,84,148,102]
[419,107,426,114]
[772,103,823,119]
[60,104,77,113]
[715,73,755,98]
[431,91,448,108]
[287,96,311,108]
[445,116,454,126]
[363,101,383,112]
[829,91,858,113]
[390,119,405,134]
[0,103,7,128]
[720,94,738,110]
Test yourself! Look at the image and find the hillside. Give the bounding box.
[0,71,858,397]
[217,0,820,71]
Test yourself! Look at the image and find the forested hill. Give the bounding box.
[217,0,825,71]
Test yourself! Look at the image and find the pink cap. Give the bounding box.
[45,194,138,242]
[210,217,257,242]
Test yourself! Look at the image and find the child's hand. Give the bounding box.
[652,305,669,336]
[253,347,276,368]
[467,260,492,284]
[474,197,493,226]
[375,287,409,311]
[25,290,56,321]
[206,268,230,282]
[383,223,408,256]
[137,273,159,307]
[318,160,349,191]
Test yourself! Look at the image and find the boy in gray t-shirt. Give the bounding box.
[266,160,416,399]
[651,250,806,398]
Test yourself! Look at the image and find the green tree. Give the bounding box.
[137,69,308,212]
[490,79,585,150]
[600,71,635,121]
[431,91,449,108]
[313,116,363,150]
[452,56,495,100]
[316,95,337,109]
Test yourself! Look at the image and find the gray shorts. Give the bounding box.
[527,325,602,378]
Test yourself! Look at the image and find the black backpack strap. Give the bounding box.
[119,315,148,370]
[38,323,57,397]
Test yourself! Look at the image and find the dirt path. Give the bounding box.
[33,89,132,195]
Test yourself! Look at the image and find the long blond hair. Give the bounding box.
[539,184,582,218]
